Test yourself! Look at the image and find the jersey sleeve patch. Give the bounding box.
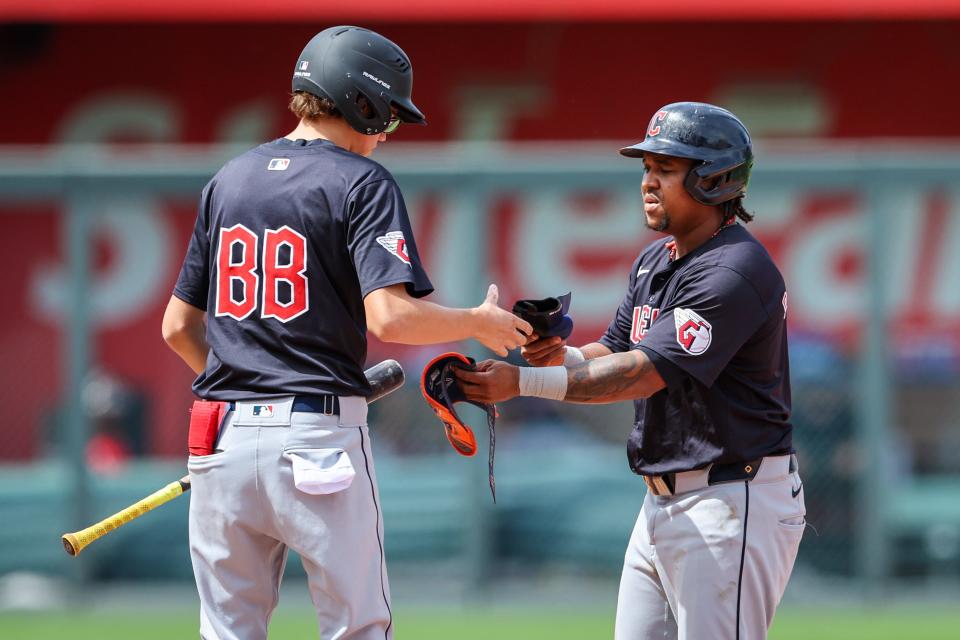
[674,307,712,355]
[375,231,412,266]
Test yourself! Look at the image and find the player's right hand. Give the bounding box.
[455,359,520,404]
[521,335,567,367]
[472,284,532,357]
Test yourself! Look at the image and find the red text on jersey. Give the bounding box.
[631,305,660,343]
[261,226,309,322]
[216,224,259,320]
[215,225,308,323]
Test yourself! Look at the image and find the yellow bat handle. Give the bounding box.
[61,477,190,556]
[59,359,405,557]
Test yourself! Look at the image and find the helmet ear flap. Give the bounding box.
[340,89,393,135]
[684,156,751,205]
[684,162,713,205]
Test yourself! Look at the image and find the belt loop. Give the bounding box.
[323,395,332,415]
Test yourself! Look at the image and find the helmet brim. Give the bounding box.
[619,144,645,158]
[394,99,427,126]
[618,140,706,161]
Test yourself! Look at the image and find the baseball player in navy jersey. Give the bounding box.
[161,26,531,640]
[457,102,804,639]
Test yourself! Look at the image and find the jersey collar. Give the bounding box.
[665,219,737,262]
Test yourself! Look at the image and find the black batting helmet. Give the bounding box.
[620,102,753,205]
[292,26,426,135]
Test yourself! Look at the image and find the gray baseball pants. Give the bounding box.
[187,396,392,640]
[615,454,805,640]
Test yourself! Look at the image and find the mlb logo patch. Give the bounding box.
[268,158,290,171]
[252,405,274,417]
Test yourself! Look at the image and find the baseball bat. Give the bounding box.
[61,359,405,556]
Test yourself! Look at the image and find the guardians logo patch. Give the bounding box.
[674,308,712,355]
[376,231,411,265]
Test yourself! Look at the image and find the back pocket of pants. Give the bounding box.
[283,447,356,495]
[778,515,806,530]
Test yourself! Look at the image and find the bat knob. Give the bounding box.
[364,359,405,403]
[62,534,79,556]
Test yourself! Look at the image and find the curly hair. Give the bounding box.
[288,91,340,121]
[722,197,754,224]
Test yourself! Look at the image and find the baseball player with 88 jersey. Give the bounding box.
[457,102,805,639]
[162,26,530,640]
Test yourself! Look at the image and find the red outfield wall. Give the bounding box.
[1,22,958,459]
[1,22,959,143]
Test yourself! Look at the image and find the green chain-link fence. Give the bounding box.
[1,143,959,588]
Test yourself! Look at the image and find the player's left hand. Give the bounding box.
[454,359,520,404]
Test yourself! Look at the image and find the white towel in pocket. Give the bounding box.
[284,448,356,495]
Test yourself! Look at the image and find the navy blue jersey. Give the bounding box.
[173,138,433,400]
[599,224,792,475]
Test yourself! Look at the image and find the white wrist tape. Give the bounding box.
[518,366,568,401]
[563,346,585,366]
